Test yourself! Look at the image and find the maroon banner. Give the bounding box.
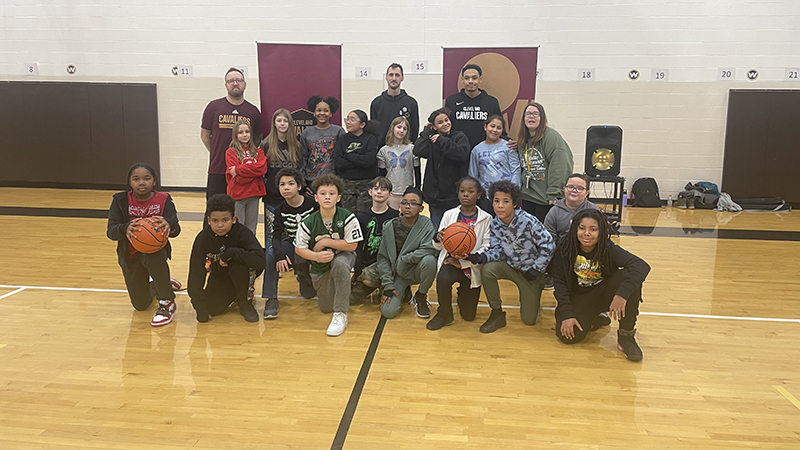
[257,43,342,137]
[443,47,538,139]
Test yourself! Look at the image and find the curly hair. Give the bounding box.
[307,95,340,114]
[312,173,344,195]
[488,180,521,208]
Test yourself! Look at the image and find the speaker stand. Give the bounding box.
[587,176,625,227]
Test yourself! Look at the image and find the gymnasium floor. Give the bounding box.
[1,187,799,449]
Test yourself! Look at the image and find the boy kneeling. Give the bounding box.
[466,181,555,333]
[188,194,266,323]
[377,187,437,319]
[294,174,363,336]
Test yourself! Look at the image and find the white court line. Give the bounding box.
[0,287,26,300]
[2,284,799,324]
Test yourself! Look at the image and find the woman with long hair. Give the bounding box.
[516,102,574,223]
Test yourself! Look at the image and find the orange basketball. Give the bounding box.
[129,217,169,254]
[441,222,477,258]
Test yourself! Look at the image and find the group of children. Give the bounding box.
[107,95,651,360]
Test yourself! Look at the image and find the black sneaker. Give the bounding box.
[239,301,259,323]
[296,271,317,299]
[426,314,454,330]
[263,298,279,319]
[593,312,611,327]
[479,309,507,333]
[412,292,430,318]
[617,328,643,361]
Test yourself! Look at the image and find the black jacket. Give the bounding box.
[106,191,181,268]
[187,223,266,311]
[413,127,471,208]
[370,89,420,142]
[333,132,380,181]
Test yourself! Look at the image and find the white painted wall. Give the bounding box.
[2,0,799,197]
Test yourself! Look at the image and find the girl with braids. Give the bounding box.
[334,109,381,216]
[550,209,650,361]
[260,108,304,248]
[225,119,267,237]
[300,95,345,190]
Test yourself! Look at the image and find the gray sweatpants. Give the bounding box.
[311,251,356,314]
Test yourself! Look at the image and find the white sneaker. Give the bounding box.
[326,312,348,336]
[151,300,176,327]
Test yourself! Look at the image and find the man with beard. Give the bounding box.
[201,68,263,199]
[370,63,420,142]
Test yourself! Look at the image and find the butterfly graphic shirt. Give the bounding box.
[377,143,419,195]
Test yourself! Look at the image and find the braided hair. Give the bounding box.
[558,209,612,270]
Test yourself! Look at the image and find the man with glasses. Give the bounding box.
[201,68,263,199]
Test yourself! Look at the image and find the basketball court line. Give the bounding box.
[1,283,799,324]
[2,205,800,241]
[774,386,800,411]
[331,316,386,450]
[0,287,26,300]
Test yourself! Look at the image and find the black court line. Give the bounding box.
[617,225,800,241]
[331,315,387,450]
[3,205,800,242]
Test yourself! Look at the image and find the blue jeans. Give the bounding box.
[262,239,293,299]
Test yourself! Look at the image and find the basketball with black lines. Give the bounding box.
[441,222,477,259]
[129,217,169,254]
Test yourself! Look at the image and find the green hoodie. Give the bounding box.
[376,215,436,292]
[518,126,574,205]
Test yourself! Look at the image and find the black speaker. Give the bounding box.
[585,125,622,177]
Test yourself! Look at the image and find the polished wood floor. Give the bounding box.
[1,187,799,449]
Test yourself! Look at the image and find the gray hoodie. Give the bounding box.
[543,198,599,245]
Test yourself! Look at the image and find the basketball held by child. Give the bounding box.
[129,217,169,254]
[441,222,477,258]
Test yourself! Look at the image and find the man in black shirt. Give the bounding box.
[370,63,421,143]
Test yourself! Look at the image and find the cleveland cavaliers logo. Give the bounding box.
[455,52,526,138]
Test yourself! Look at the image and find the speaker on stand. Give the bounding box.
[584,126,624,226]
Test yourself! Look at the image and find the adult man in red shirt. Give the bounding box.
[201,68,263,199]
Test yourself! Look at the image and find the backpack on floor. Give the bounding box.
[630,177,661,207]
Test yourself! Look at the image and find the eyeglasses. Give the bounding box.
[524,111,541,118]
[400,201,422,207]
[565,185,587,192]
[371,186,389,192]
[344,116,361,123]
[226,78,245,84]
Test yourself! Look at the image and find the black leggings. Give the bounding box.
[435,264,481,321]
[122,248,175,311]
[555,269,641,344]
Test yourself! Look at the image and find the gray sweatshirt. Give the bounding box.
[543,198,599,245]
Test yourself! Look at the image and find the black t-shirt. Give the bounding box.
[356,207,399,271]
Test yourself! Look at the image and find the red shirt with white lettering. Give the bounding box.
[127,190,168,255]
